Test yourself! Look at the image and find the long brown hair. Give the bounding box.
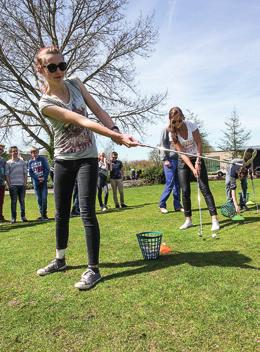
[34,46,63,92]
[168,106,185,143]
[237,167,248,180]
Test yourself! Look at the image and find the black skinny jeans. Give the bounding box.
[178,158,217,217]
[54,158,100,266]
[97,173,109,207]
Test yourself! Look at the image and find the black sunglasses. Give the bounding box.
[171,119,182,124]
[43,62,67,73]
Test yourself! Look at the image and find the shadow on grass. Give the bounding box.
[0,218,55,233]
[200,216,260,229]
[97,202,158,214]
[100,250,259,282]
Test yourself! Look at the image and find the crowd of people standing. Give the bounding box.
[0,45,254,292]
[0,145,129,224]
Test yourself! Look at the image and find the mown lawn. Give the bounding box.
[0,180,259,352]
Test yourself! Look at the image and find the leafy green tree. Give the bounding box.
[218,110,251,157]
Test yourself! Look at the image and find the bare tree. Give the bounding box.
[185,109,213,152]
[149,148,161,167]
[218,109,251,158]
[0,0,165,158]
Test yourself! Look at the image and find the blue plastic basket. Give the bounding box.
[136,231,162,260]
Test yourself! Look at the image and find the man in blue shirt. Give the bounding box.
[28,147,50,220]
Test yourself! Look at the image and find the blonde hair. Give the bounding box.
[34,46,64,92]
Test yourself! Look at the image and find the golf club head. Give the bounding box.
[242,148,257,167]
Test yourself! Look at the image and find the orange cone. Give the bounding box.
[160,243,172,255]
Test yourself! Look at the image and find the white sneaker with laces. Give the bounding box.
[179,219,193,230]
[160,208,168,214]
[74,268,102,290]
[211,220,220,231]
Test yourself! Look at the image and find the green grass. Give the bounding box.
[0,180,259,352]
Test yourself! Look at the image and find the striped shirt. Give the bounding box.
[6,159,27,186]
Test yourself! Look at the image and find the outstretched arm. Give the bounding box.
[42,105,139,148]
[231,189,240,213]
[192,129,202,176]
[75,78,118,130]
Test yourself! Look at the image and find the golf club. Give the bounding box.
[250,174,259,213]
[197,177,203,237]
[140,144,243,166]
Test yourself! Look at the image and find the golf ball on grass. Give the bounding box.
[212,233,217,238]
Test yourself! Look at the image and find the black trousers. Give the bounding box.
[178,158,217,217]
[54,158,100,266]
[97,173,109,207]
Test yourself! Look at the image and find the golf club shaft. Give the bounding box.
[250,177,259,213]
[140,144,243,166]
[197,177,203,237]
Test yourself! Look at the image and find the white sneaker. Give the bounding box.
[179,220,193,230]
[175,208,184,212]
[211,220,220,231]
[160,208,168,214]
[74,268,102,290]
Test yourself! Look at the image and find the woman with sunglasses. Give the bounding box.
[168,107,220,231]
[34,46,138,290]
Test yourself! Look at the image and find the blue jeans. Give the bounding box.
[9,185,26,220]
[34,182,48,217]
[159,159,181,210]
[225,177,248,207]
[239,178,248,207]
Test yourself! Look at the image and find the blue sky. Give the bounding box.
[106,0,260,161]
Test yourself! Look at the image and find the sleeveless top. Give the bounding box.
[39,78,98,160]
[169,120,198,156]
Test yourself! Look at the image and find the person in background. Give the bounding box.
[159,125,183,214]
[71,180,80,216]
[0,144,7,222]
[131,168,136,180]
[6,146,28,224]
[110,151,127,208]
[168,107,220,231]
[97,152,109,211]
[225,160,250,213]
[49,162,54,183]
[34,46,138,290]
[28,147,50,220]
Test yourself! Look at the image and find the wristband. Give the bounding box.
[111,125,120,132]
